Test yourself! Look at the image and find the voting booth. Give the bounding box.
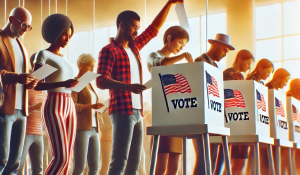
[223,80,270,137]
[151,61,225,127]
[268,90,289,140]
[286,97,300,144]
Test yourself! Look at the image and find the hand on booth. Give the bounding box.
[181,52,193,63]
[127,84,147,94]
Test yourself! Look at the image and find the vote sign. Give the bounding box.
[268,90,288,140]
[152,62,224,127]
[224,80,270,136]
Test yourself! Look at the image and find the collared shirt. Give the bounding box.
[195,53,218,68]
[96,25,158,116]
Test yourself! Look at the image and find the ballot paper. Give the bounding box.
[93,98,110,113]
[143,79,154,89]
[175,3,189,30]
[66,71,100,92]
[31,64,58,80]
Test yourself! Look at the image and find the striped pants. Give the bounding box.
[42,92,77,175]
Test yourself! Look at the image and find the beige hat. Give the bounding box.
[208,33,235,50]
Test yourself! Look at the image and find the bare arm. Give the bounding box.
[151,0,183,31]
[33,63,78,91]
[161,52,193,65]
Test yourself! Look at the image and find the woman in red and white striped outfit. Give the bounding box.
[33,14,79,175]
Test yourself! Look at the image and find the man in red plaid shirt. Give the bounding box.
[97,0,183,174]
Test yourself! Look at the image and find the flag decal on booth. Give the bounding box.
[256,90,266,112]
[206,71,219,98]
[275,97,285,117]
[159,73,192,112]
[224,89,245,108]
[292,104,300,122]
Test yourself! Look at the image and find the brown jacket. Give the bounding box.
[72,83,101,132]
[0,30,28,116]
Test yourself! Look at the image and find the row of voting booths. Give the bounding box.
[147,61,300,175]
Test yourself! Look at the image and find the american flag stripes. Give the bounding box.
[160,74,192,95]
[292,105,300,122]
[275,97,285,117]
[206,72,219,97]
[224,89,245,108]
[256,90,266,112]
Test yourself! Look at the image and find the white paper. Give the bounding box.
[31,64,58,80]
[66,71,100,92]
[94,98,110,113]
[143,79,153,89]
[175,3,189,30]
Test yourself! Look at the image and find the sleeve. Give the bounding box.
[34,50,47,66]
[134,25,158,51]
[0,70,18,85]
[223,69,234,81]
[96,47,115,89]
[71,91,82,112]
[147,52,165,73]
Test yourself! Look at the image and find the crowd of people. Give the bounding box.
[0,0,300,174]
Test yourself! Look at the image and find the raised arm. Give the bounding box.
[151,0,184,31]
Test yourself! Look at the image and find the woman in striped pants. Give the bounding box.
[33,14,79,175]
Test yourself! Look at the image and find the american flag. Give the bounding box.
[292,105,300,122]
[224,89,245,108]
[206,72,219,97]
[160,74,192,95]
[275,97,285,117]
[256,90,266,112]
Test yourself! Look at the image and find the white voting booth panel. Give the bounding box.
[223,80,270,137]
[152,62,224,127]
[268,90,289,140]
[286,97,300,143]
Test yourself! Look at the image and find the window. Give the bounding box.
[255,0,300,91]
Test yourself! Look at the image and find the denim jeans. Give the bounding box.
[0,109,26,174]
[73,128,100,175]
[108,109,143,175]
[17,134,44,175]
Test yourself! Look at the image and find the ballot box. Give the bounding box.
[223,80,270,137]
[286,97,300,143]
[151,62,224,127]
[268,90,289,140]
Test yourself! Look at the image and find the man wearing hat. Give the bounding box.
[193,33,235,175]
[0,7,38,174]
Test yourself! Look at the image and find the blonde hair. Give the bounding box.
[77,53,95,68]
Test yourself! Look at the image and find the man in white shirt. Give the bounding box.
[0,7,38,174]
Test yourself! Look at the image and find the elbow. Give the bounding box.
[96,77,107,90]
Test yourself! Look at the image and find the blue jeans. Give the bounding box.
[17,134,44,175]
[108,109,143,175]
[73,128,100,175]
[0,109,26,174]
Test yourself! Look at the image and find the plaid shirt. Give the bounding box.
[97,25,158,116]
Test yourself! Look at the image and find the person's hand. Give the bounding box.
[92,103,104,109]
[168,0,184,5]
[127,84,147,94]
[17,74,38,85]
[231,72,243,80]
[62,79,79,88]
[26,78,38,89]
[180,52,193,63]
